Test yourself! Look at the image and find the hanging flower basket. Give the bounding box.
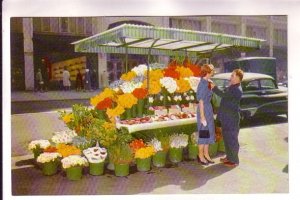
[169,147,183,163]
[209,142,218,158]
[66,166,83,181]
[136,157,151,172]
[188,144,198,160]
[152,151,167,167]
[42,161,59,176]
[89,162,105,176]
[114,163,129,177]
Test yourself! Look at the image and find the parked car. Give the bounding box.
[211,72,288,120]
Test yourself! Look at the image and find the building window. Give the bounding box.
[41,18,50,32]
[77,18,85,34]
[60,17,69,33]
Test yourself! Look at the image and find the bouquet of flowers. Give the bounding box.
[129,139,145,152]
[37,152,62,164]
[160,77,178,94]
[169,133,189,148]
[83,146,107,163]
[135,146,155,159]
[51,130,77,144]
[61,155,88,169]
[56,143,81,158]
[147,138,163,153]
[28,140,51,151]
[131,64,148,76]
[189,132,198,146]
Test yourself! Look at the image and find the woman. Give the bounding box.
[63,67,71,91]
[196,64,215,165]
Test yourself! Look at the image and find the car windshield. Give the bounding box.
[212,78,230,89]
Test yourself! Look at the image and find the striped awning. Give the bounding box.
[72,23,265,57]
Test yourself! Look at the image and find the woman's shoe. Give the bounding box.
[197,157,208,165]
[204,156,215,164]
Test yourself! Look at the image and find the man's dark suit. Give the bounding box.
[212,83,243,164]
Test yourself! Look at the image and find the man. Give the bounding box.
[211,69,244,167]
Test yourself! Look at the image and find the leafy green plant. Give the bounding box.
[155,131,170,152]
[108,143,134,165]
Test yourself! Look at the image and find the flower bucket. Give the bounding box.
[42,161,58,176]
[33,148,43,159]
[131,104,137,118]
[137,99,144,117]
[66,166,83,181]
[218,139,225,152]
[106,162,115,170]
[209,142,218,158]
[114,163,129,177]
[125,108,132,119]
[89,162,104,176]
[188,144,198,160]
[169,148,183,163]
[152,151,167,167]
[136,157,151,172]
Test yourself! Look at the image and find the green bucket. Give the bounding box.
[66,166,83,181]
[218,139,225,152]
[169,148,183,163]
[89,162,104,176]
[132,104,137,118]
[137,99,144,117]
[114,163,129,177]
[188,144,199,160]
[42,161,58,176]
[209,143,218,158]
[152,151,167,167]
[136,157,151,172]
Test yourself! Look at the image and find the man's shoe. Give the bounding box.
[223,161,238,167]
[220,157,229,163]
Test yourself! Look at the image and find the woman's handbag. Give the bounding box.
[199,126,210,138]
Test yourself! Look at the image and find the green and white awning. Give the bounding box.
[72,23,265,57]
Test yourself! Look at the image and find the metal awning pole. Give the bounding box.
[208,43,222,64]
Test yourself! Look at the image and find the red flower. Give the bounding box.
[96,98,113,110]
[43,146,57,153]
[164,66,180,79]
[187,64,201,77]
[132,88,148,99]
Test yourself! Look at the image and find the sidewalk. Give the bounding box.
[11,89,102,102]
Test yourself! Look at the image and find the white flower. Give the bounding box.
[160,77,178,94]
[167,96,171,101]
[160,96,164,101]
[147,138,163,152]
[186,96,190,101]
[185,77,201,92]
[83,147,107,163]
[37,152,62,163]
[61,155,88,169]
[120,81,142,93]
[190,132,198,145]
[28,140,51,150]
[190,95,195,101]
[132,64,148,76]
[51,130,77,144]
[170,133,189,148]
[149,97,154,103]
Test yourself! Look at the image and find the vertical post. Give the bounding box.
[125,46,128,72]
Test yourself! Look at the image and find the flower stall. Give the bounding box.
[27,24,265,179]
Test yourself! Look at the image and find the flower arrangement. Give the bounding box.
[43,146,58,153]
[90,88,115,107]
[142,79,161,95]
[176,78,191,93]
[120,71,137,81]
[28,140,51,151]
[132,88,148,99]
[106,104,125,119]
[61,155,88,169]
[95,97,113,110]
[156,132,170,152]
[120,81,142,94]
[189,132,198,146]
[132,64,148,76]
[37,152,62,163]
[135,146,155,159]
[108,143,134,165]
[51,130,77,144]
[83,146,107,163]
[176,66,194,78]
[147,138,163,152]
[185,77,201,92]
[169,133,189,148]
[62,113,74,124]
[56,143,81,157]
[164,66,180,79]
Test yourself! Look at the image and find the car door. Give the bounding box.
[240,80,262,117]
[256,78,288,115]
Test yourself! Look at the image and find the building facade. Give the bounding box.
[10,16,287,91]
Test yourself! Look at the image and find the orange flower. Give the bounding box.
[129,139,145,152]
[164,66,180,79]
[43,146,57,153]
[187,64,202,77]
[96,97,113,110]
[132,88,148,99]
[56,144,81,157]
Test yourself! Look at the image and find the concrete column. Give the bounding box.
[240,17,247,57]
[205,17,212,32]
[269,16,274,57]
[23,18,34,90]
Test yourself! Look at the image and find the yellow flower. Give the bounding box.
[102,122,116,130]
[176,66,194,78]
[117,93,138,109]
[120,71,137,81]
[106,104,125,118]
[56,144,81,158]
[90,88,115,106]
[62,113,74,124]
[142,79,161,95]
[176,78,191,93]
[135,146,155,159]
[145,69,164,81]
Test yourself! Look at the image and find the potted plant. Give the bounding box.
[188,132,199,160]
[108,143,134,177]
[37,152,62,176]
[28,140,51,159]
[149,135,169,168]
[61,155,88,181]
[130,139,155,172]
[83,144,107,176]
[132,88,148,117]
[169,133,189,163]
